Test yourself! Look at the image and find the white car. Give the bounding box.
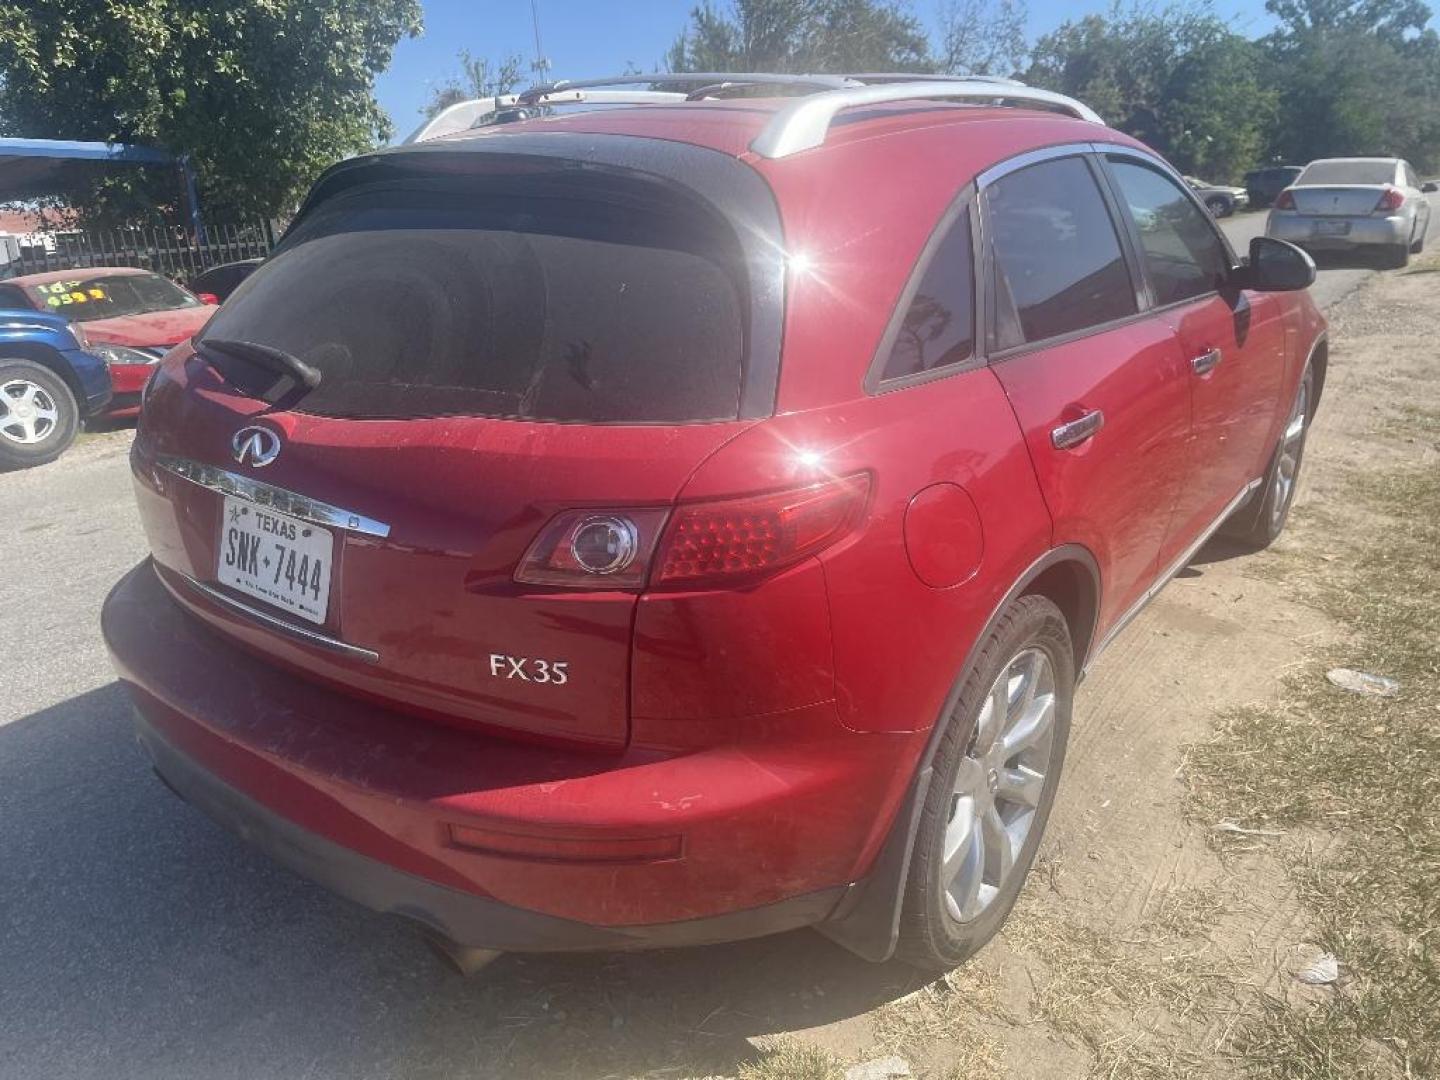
[1266,157,1436,267]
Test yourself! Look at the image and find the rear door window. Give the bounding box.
[1108,159,1232,307]
[879,208,974,381]
[201,175,749,423]
[985,156,1136,349]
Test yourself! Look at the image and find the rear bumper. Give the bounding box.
[136,709,843,951]
[1267,212,1410,248]
[102,560,917,947]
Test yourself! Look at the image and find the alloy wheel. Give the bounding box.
[0,379,59,446]
[943,647,1057,924]
[1271,376,1309,527]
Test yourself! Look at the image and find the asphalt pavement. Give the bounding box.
[1218,204,1393,309]
[0,201,1430,1080]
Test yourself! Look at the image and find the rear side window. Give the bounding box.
[985,156,1136,348]
[1108,159,1231,307]
[201,175,748,423]
[880,208,974,381]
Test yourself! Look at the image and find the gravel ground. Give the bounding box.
[0,204,1429,1080]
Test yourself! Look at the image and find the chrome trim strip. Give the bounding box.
[176,572,380,663]
[155,455,391,538]
[1087,477,1264,668]
[0,320,63,334]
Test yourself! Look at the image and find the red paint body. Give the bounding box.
[103,101,1325,943]
[4,267,214,417]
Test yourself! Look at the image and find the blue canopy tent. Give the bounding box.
[0,137,202,235]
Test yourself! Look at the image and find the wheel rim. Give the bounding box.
[943,647,1057,924]
[1271,376,1310,526]
[0,379,59,446]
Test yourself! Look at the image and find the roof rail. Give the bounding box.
[404,95,519,144]
[843,72,1023,86]
[750,80,1103,159]
[515,72,856,105]
[403,72,1103,151]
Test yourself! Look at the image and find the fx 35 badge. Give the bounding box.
[489,653,569,685]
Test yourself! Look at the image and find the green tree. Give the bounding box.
[423,51,526,120]
[1027,4,1272,180]
[940,0,1029,76]
[0,0,421,223]
[667,0,933,74]
[1261,0,1440,170]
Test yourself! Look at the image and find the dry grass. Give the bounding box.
[867,965,1006,1080]
[1183,466,1440,1079]
[999,893,1245,1080]
[735,1040,846,1080]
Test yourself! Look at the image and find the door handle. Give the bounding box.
[1191,348,1222,375]
[1051,409,1104,450]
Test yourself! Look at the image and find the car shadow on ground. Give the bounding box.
[1305,248,1391,271]
[0,683,924,1080]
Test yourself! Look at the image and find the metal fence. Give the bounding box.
[5,220,276,286]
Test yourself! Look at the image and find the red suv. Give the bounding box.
[103,75,1326,972]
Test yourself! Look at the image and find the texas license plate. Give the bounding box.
[217,496,333,624]
[1314,220,1351,236]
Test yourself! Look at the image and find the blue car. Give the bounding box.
[0,308,112,468]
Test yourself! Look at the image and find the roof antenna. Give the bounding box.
[529,0,551,80]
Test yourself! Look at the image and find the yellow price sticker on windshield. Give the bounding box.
[38,281,108,306]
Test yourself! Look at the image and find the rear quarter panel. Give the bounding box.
[638,367,1053,741]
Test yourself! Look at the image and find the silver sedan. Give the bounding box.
[1266,156,1435,267]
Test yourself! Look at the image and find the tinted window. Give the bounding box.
[202,176,748,423]
[1109,159,1231,306]
[0,285,29,310]
[1299,160,1396,185]
[21,272,200,322]
[881,209,974,380]
[986,156,1136,347]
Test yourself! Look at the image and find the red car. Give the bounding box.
[103,76,1325,972]
[0,267,215,418]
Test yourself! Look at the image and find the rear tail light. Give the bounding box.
[1375,185,1406,212]
[656,474,870,585]
[514,474,871,590]
[1273,189,1296,210]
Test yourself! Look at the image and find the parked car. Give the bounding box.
[0,268,216,418]
[188,258,263,303]
[1244,165,1303,208]
[0,308,111,468]
[1184,176,1249,217]
[1266,157,1437,267]
[103,74,1326,973]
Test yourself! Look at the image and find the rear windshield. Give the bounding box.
[24,272,200,321]
[1299,161,1396,185]
[200,173,749,422]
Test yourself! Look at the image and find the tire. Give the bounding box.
[896,594,1074,971]
[1205,196,1230,217]
[0,359,79,470]
[1224,363,1313,550]
[1410,225,1426,255]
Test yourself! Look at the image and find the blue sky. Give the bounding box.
[375,0,1275,137]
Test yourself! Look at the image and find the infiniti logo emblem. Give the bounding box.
[232,425,281,468]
